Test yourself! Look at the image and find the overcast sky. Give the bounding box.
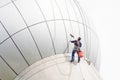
[80,0,120,80]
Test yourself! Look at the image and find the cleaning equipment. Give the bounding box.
[78,51,84,58]
[70,34,74,38]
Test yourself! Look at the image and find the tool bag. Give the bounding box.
[77,51,83,58]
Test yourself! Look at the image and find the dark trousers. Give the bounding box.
[71,50,80,62]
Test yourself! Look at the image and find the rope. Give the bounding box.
[79,62,85,80]
[73,0,88,60]
[54,0,69,53]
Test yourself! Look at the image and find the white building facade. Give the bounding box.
[0,0,101,80]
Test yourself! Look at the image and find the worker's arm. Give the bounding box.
[70,40,77,43]
[69,34,76,43]
[79,42,82,47]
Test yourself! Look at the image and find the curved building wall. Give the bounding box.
[0,0,100,80]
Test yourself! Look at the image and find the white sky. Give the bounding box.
[80,0,120,80]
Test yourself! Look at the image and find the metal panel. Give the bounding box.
[0,39,28,73]
[14,0,44,26]
[30,23,55,58]
[48,21,67,54]
[0,57,16,80]
[12,29,41,65]
[0,0,11,8]
[0,23,9,43]
[0,4,26,35]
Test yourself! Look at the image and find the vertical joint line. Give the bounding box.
[70,0,80,36]
[0,55,18,75]
[73,0,87,59]
[51,0,56,41]
[54,0,69,53]
[11,0,43,59]
[0,21,30,66]
[76,0,89,59]
[34,0,57,55]
[65,0,73,53]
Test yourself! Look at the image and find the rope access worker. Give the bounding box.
[70,35,82,63]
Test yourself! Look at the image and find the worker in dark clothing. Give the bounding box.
[70,37,82,63]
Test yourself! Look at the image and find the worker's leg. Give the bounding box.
[78,56,80,63]
[77,51,80,63]
[71,50,75,62]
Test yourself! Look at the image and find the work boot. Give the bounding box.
[78,57,80,63]
[70,60,74,62]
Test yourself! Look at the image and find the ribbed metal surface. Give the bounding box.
[0,0,100,80]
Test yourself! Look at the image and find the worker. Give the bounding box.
[70,35,82,63]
